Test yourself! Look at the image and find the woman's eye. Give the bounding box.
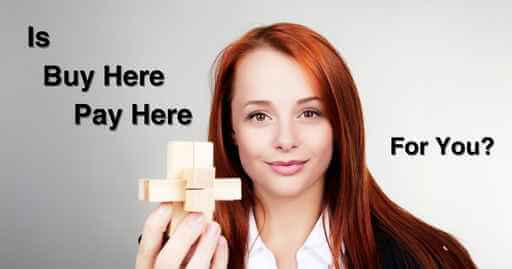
[248,112,268,122]
[301,110,321,118]
[247,110,321,122]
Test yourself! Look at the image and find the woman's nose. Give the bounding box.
[273,120,298,152]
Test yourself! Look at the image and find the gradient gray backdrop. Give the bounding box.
[1,1,510,268]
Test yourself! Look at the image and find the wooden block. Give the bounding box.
[138,179,148,200]
[168,202,187,236]
[185,189,215,212]
[167,141,194,180]
[140,141,242,236]
[138,179,186,202]
[193,142,213,168]
[213,178,242,200]
[183,167,215,189]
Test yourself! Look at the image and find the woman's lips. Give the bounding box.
[266,160,308,176]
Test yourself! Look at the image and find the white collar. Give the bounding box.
[247,209,345,265]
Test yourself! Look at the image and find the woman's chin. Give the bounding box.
[256,177,317,200]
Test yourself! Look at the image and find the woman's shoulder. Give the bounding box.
[373,223,422,269]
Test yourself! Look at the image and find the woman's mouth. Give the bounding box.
[265,160,308,176]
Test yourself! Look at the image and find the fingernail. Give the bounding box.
[158,205,172,215]
[189,213,204,227]
[207,223,220,239]
[218,235,227,247]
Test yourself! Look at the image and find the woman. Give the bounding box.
[136,23,478,269]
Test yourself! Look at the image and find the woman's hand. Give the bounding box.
[135,203,229,269]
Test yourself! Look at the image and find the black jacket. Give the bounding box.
[374,223,422,269]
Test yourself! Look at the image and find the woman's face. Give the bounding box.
[230,48,333,200]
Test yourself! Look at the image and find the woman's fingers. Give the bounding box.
[185,222,221,268]
[135,203,174,269]
[210,236,229,269]
[155,213,207,268]
[136,207,226,269]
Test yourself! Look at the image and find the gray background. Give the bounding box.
[1,0,510,268]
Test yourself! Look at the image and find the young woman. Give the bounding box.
[136,23,478,269]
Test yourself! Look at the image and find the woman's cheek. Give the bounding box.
[301,122,333,154]
[243,124,273,144]
[237,126,270,161]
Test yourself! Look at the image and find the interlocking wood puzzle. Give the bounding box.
[138,141,241,236]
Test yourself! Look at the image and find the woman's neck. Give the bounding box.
[253,177,325,256]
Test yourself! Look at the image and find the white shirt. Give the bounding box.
[246,210,345,269]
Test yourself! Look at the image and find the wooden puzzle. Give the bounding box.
[138,141,241,236]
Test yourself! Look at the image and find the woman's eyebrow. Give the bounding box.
[243,96,322,108]
[297,96,322,105]
[243,100,271,107]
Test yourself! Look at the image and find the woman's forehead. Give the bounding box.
[232,48,321,104]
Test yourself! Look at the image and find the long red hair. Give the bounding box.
[208,22,477,269]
